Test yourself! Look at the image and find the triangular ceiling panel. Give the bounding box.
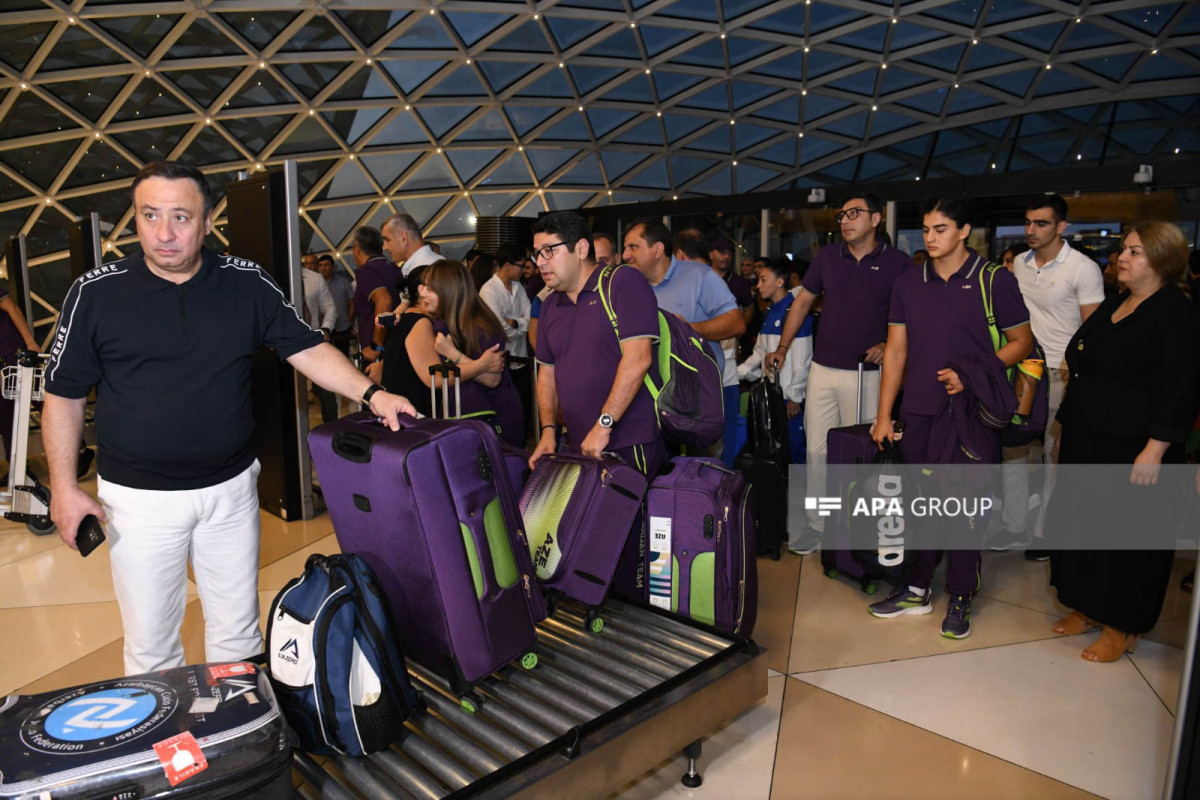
[368,110,429,146]
[444,11,513,46]
[274,118,341,156]
[490,20,554,53]
[755,96,800,125]
[323,108,388,146]
[546,17,608,50]
[472,191,525,217]
[387,16,459,50]
[516,70,575,99]
[624,157,670,189]
[404,156,460,191]
[447,148,505,182]
[736,164,778,193]
[428,198,476,237]
[505,105,560,136]
[479,60,539,93]
[690,166,731,195]
[540,114,592,141]
[756,139,796,167]
[669,155,718,185]
[456,109,511,141]
[362,152,420,188]
[528,148,579,180]
[588,109,638,137]
[572,65,625,96]
[477,154,533,186]
[381,60,447,94]
[601,150,650,180]
[416,105,477,138]
[544,190,595,211]
[557,154,605,185]
[423,65,489,97]
[394,195,449,229]
[614,119,665,145]
[640,25,698,56]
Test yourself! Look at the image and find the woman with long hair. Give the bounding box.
[421,260,526,447]
[1047,221,1200,662]
[869,195,1034,640]
[378,261,504,419]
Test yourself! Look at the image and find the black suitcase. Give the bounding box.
[735,448,786,560]
[0,662,292,799]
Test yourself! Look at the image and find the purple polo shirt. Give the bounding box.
[352,256,401,348]
[724,271,753,308]
[441,323,525,448]
[801,241,913,371]
[889,250,1030,416]
[536,264,659,449]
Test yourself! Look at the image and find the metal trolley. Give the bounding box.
[1,349,53,535]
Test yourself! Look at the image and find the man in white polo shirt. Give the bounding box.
[994,194,1105,559]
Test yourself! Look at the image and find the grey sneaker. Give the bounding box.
[941,594,972,639]
[787,527,823,556]
[868,585,932,618]
[988,528,1030,552]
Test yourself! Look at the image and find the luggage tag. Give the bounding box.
[647,516,673,610]
[154,731,208,787]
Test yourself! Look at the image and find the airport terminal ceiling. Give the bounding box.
[0,0,1198,326]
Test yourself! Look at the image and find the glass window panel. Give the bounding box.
[546,17,607,50]
[736,164,778,193]
[477,154,533,186]
[640,25,699,56]
[481,61,540,93]
[674,38,726,68]
[599,75,655,103]
[540,114,591,142]
[924,1,982,26]
[669,155,719,184]
[1078,53,1139,82]
[985,0,1047,23]
[416,105,476,138]
[659,0,719,23]
[472,191,525,216]
[227,73,297,109]
[447,148,504,181]
[388,15,458,49]
[528,148,578,180]
[112,80,193,122]
[41,27,128,69]
[888,22,944,49]
[295,160,338,197]
[45,76,130,123]
[1033,69,1094,97]
[689,126,732,153]
[723,0,775,18]
[170,67,245,110]
[572,65,627,96]
[1001,23,1065,52]
[726,37,778,67]
[688,166,732,195]
[25,209,71,260]
[965,42,1023,71]
[94,14,179,60]
[1110,4,1183,36]
[165,17,246,58]
[827,69,878,97]
[544,191,595,211]
[0,92,72,140]
[735,123,775,149]
[625,157,669,188]
[1061,21,1126,51]
[752,51,803,81]
[654,71,705,101]
[615,119,664,145]
[488,20,553,53]
[755,96,800,124]
[61,191,135,239]
[0,208,33,251]
[311,201,374,246]
[334,65,397,100]
[391,194,446,228]
[112,125,192,163]
[0,23,57,71]
[443,11,512,47]
[319,162,375,200]
[275,118,340,156]
[179,126,242,166]
[223,115,293,153]
[908,43,966,71]
[360,153,418,189]
[514,70,574,99]
[732,80,778,109]
[335,10,409,47]
[832,23,888,52]
[558,155,604,185]
[1133,54,1197,82]
[505,105,558,136]
[587,109,637,137]
[63,139,139,190]
[403,156,460,191]
[821,111,868,139]
[979,67,1039,96]
[424,65,489,97]
[360,108,423,147]
[456,110,512,142]
[746,8,805,36]
[217,12,299,49]
[279,62,348,100]
[807,3,863,33]
[946,87,994,113]
[679,85,730,111]
[806,50,857,79]
[279,17,352,51]
[380,59,445,94]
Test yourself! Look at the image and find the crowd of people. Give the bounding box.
[308,191,1199,655]
[33,157,1197,677]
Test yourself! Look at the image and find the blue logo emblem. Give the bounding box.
[22,679,178,754]
[45,688,158,742]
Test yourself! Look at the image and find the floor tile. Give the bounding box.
[771,678,1100,800]
[788,554,1059,673]
[755,554,801,674]
[613,674,786,800]
[975,550,1063,616]
[0,602,125,696]
[1128,638,1186,716]
[0,525,61,569]
[256,533,340,593]
[795,638,1173,800]
[259,510,337,568]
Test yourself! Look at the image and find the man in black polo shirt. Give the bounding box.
[43,161,415,676]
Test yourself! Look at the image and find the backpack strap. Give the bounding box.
[594,263,621,340]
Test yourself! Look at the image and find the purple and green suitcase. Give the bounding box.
[643,457,757,636]
[309,412,545,702]
[519,452,647,629]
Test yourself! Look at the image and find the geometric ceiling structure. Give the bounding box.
[1,0,1198,284]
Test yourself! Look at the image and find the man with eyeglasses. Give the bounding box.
[764,192,913,555]
[528,212,664,477]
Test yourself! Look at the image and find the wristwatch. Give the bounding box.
[362,383,385,406]
[598,413,614,429]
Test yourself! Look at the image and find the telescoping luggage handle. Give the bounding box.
[429,362,462,420]
[856,352,868,425]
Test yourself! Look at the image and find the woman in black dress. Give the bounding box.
[1048,221,1200,662]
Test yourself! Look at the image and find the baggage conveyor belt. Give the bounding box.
[292,599,767,799]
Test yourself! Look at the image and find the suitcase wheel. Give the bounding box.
[520,652,539,670]
[460,690,485,714]
[825,567,839,579]
[583,610,604,634]
[862,580,877,595]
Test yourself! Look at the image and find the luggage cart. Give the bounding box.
[1,350,53,536]
[292,599,766,799]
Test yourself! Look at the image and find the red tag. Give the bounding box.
[154,732,208,787]
[207,662,256,681]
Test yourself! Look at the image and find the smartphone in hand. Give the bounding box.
[77,514,106,557]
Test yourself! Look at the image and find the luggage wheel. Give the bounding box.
[824,567,839,579]
[459,690,485,714]
[861,580,877,595]
[582,609,604,634]
[520,651,539,670]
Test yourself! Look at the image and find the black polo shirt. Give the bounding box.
[45,248,323,490]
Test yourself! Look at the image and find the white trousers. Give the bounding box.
[1001,366,1068,538]
[99,460,263,675]
[801,362,879,535]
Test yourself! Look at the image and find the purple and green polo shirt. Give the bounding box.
[352,255,401,349]
[889,250,1030,416]
[535,264,660,450]
[801,240,913,371]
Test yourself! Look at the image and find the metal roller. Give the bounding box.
[394,733,476,791]
[479,675,582,733]
[503,667,607,721]
[530,659,625,710]
[371,749,451,799]
[408,713,503,775]
[557,610,701,670]
[535,645,639,701]
[294,753,359,800]
[330,754,411,799]
[468,687,558,747]
[537,629,661,691]
[596,613,718,661]
[541,618,680,681]
[413,679,530,762]
[605,602,731,651]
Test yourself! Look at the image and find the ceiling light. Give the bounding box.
[144,70,151,77]
[256,162,263,170]
[1076,154,1082,160]
[94,131,101,138]
[801,89,807,95]
[405,104,411,110]
[308,109,314,115]
[607,190,613,194]
[436,147,443,153]
[558,62,565,67]
[366,58,373,65]
[798,131,804,138]
[67,16,76,24]
[348,154,355,159]
[891,17,897,24]
[720,33,726,39]
[205,117,213,125]
[578,105,584,111]
[533,13,539,20]
[1076,17,1082,23]
[518,145,524,151]
[915,176,921,181]
[259,61,266,68]
[630,22,636,28]
[730,119,736,125]
[45,197,53,205]
[430,8,436,14]
[466,58,472,64]
[645,68,651,74]
[1045,63,1052,69]
[1150,48,1158,54]
[953,82,959,88]
[971,38,978,45]
[656,111,662,117]
[991,163,996,168]
[299,208,305,214]
[463,191,469,197]
[881,63,887,69]
[803,46,810,53]
[871,104,878,111]
[673,195,678,200]
[732,160,737,166]
[1175,147,1180,154]
[18,82,28,90]
[538,188,544,194]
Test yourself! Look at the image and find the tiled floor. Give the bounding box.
[3,451,1192,800]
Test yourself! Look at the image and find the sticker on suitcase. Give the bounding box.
[20,679,178,755]
[154,731,208,786]
[647,516,672,610]
[522,463,581,580]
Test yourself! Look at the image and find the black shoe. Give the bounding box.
[1025,549,1050,562]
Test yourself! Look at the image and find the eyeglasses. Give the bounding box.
[530,241,573,262]
[834,208,870,224]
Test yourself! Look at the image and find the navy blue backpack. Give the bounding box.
[267,553,420,756]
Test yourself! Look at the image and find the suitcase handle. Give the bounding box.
[698,459,736,476]
[429,363,462,419]
[332,429,376,463]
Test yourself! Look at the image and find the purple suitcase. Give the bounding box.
[310,412,545,699]
[821,359,887,593]
[645,458,757,636]
[519,452,647,626]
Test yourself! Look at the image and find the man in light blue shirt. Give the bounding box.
[623,219,744,458]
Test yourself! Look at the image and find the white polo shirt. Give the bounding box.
[1014,239,1106,368]
[400,243,440,277]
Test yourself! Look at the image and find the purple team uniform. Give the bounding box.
[352,256,401,350]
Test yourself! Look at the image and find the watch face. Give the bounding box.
[600,414,614,428]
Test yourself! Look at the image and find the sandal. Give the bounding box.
[1052,610,1098,635]
[1081,626,1139,663]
